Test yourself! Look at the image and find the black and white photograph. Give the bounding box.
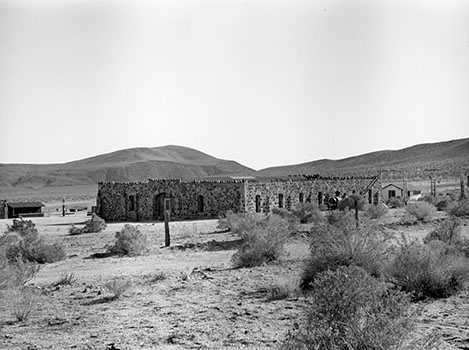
[1,0,469,349]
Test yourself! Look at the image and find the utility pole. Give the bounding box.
[164,198,171,247]
[62,197,66,217]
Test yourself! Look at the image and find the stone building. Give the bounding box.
[97,175,381,222]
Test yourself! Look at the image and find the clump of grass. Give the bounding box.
[386,238,469,300]
[51,273,76,287]
[301,214,391,289]
[268,276,301,301]
[104,278,132,300]
[7,287,39,322]
[108,224,147,256]
[143,271,166,284]
[231,214,290,268]
[405,202,436,222]
[283,266,413,350]
[366,203,389,219]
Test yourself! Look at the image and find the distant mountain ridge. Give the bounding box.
[0,145,256,189]
[0,139,468,190]
[257,138,469,179]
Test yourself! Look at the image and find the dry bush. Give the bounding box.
[291,203,324,224]
[301,214,391,289]
[83,214,107,233]
[386,238,469,300]
[283,266,413,350]
[423,216,465,247]
[4,287,39,322]
[405,202,437,222]
[268,276,301,301]
[231,214,290,268]
[108,224,147,256]
[217,210,266,234]
[448,198,469,217]
[51,273,76,287]
[4,219,65,264]
[104,278,132,300]
[68,224,85,235]
[388,197,404,208]
[365,203,389,219]
[337,194,366,211]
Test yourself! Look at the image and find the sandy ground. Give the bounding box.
[0,211,468,350]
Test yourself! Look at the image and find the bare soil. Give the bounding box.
[1,211,468,350]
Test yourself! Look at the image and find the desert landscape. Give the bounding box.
[1,205,469,350]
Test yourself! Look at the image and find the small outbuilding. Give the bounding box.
[381,184,422,202]
[6,201,45,218]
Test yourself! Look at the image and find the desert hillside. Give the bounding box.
[0,146,255,189]
[258,138,469,179]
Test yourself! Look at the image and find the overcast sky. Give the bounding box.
[0,0,468,170]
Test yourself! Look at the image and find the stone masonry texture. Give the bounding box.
[97,176,381,222]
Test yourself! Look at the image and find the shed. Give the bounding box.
[381,184,422,202]
[6,202,45,218]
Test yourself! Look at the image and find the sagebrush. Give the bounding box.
[302,213,391,288]
[283,266,413,350]
[231,214,290,268]
[217,210,265,234]
[4,219,65,264]
[69,214,107,235]
[448,199,469,217]
[405,202,436,222]
[366,203,389,219]
[108,224,147,256]
[386,238,469,300]
[291,203,324,224]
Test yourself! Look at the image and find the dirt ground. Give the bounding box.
[0,210,468,350]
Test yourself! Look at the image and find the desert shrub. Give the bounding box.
[104,278,132,300]
[423,216,464,247]
[231,214,290,268]
[68,224,85,235]
[291,203,324,224]
[0,242,39,290]
[337,194,366,211]
[217,210,265,234]
[3,222,65,264]
[268,276,301,301]
[6,219,38,237]
[283,266,413,350]
[271,207,299,232]
[108,224,147,256]
[448,199,469,217]
[386,239,469,300]
[366,203,389,219]
[405,202,436,222]
[7,287,39,322]
[301,215,391,289]
[83,214,107,233]
[420,195,438,205]
[435,195,454,212]
[387,197,404,208]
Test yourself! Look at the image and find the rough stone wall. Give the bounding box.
[244,177,381,213]
[97,179,245,222]
[97,176,381,222]
[0,200,6,219]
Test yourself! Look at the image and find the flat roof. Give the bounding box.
[7,202,45,209]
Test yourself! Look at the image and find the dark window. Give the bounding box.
[368,189,373,204]
[129,195,135,211]
[278,194,284,208]
[197,195,204,213]
[317,192,323,205]
[299,193,304,203]
[286,196,292,210]
[388,190,396,198]
[255,195,261,213]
